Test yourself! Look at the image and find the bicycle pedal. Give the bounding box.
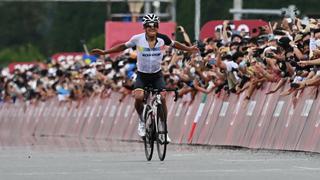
[158,135,166,144]
[158,140,169,145]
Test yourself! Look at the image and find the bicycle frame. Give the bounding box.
[143,93,161,124]
[142,87,178,161]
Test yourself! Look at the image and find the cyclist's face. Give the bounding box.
[144,23,159,37]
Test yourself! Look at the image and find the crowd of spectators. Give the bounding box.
[1,16,320,108]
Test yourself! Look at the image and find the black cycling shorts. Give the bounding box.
[134,71,166,90]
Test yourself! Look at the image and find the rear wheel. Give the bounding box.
[143,105,154,161]
[156,104,167,161]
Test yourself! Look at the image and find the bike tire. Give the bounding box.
[143,105,154,161]
[156,104,167,161]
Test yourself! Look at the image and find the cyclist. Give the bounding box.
[91,13,198,137]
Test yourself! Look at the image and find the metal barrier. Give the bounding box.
[1,84,320,153]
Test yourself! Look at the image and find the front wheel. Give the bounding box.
[143,105,154,161]
[156,104,167,161]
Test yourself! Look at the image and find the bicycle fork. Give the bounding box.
[152,94,162,132]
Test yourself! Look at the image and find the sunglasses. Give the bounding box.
[144,23,159,29]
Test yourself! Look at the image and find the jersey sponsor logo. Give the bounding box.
[137,46,162,57]
[142,53,161,57]
[137,46,161,52]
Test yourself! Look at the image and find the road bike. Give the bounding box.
[142,87,178,161]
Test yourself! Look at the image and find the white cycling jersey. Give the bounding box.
[125,33,174,73]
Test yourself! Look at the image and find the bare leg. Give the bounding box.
[160,91,167,120]
[134,89,144,120]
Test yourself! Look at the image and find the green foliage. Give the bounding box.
[0,44,44,66]
[0,2,107,57]
[86,34,105,50]
[1,0,320,62]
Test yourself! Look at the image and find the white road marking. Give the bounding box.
[220,158,309,162]
[294,166,320,171]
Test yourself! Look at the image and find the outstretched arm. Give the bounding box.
[194,80,216,94]
[216,51,227,70]
[177,26,192,46]
[91,43,128,55]
[298,58,320,66]
[173,41,198,53]
[222,20,229,44]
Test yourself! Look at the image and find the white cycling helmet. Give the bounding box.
[142,13,160,25]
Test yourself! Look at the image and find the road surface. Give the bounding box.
[0,137,320,180]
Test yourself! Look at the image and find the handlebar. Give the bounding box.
[143,87,179,102]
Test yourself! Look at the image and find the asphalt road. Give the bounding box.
[0,137,320,180]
